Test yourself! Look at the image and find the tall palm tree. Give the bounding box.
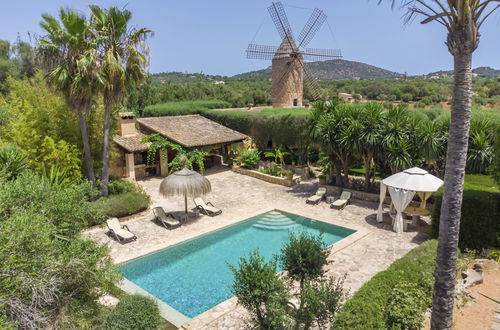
[382,1,500,328]
[39,8,100,187]
[89,5,151,197]
[342,103,385,190]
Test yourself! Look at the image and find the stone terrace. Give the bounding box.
[86,167,429,329]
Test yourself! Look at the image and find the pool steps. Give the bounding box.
[253,212,299,230]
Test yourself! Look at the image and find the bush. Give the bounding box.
[228,251,289,329]
[385,282,430,329]
[107,178,137,195]
[279,231,328,285]
[104,294,161,330]
[96,188,149,220]
[229,234,346,329]
[0,143,28,180]
[0,172,117,329]
[431,176,500,250]
[334,240,437,329]
[235,149,260,169]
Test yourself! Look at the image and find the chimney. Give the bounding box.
[118,112,137,136]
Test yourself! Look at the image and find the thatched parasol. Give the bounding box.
[159,156,211,213]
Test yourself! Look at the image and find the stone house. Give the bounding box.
[111,113,247,180]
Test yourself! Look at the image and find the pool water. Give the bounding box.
[119,210,355,319]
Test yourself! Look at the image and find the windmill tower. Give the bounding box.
[247,2,342,107]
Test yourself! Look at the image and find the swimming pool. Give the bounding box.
[119,210,355,320]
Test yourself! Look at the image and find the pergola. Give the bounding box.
[376,167,444,234]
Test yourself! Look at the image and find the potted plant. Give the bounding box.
[318,174,327,185]
[282,169,294,180]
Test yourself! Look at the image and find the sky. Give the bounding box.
[0,0,499,76]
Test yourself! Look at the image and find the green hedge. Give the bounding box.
[334,240,437,329]
[142,100,230,117]
[104,294,161,330]
[95,180,149,220]
[431,176,500,250]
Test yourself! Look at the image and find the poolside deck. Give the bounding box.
[86,166,429,329]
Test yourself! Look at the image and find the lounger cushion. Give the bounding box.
[113,227,135,240]
[204,205,221,214]
[331,199,347,207]
[194,198,221,214]
[307,195,322,203]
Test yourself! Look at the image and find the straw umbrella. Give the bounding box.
[159,156,211,213]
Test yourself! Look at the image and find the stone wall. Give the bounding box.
[232,167,295,187]
[324,185,391,204]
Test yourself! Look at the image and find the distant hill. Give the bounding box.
[473,67,500,79]
[233,59,402,80]
[426,66,500,79]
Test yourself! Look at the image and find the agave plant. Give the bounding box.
[41,163,70,187]
[0,143,28,180]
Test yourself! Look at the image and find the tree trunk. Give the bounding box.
[363,153,373,192]
[78,110,96,188]
[430,53,473,330]
[100,98,112,197]
[333,159,342,186]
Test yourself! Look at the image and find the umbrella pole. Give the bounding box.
[184,193,188,214]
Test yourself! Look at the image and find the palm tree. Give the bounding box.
[264,145,289,175]
[89,5,151,196]
[382,1,500,328]
[310,101,353,186]
[342,103,385,190]
[39,8,100,187]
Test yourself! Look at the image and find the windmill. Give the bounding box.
[246,2,342,108]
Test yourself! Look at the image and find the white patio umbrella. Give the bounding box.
[376,167,444,233]
[159,156,211,213]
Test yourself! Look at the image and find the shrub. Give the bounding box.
[235,148,260,169]
[107,178,137,195]
[431,177,500,250]
[0,172,117,329]
[96,189,149,220]
[279,231,328,286]
[385,282,430,329]
[104,294,161,330]
[0,143,28,180]
[334,240,437,329]
[228,251,289,329]
[229,234,346,329]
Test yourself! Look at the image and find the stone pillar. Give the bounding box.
[159,149,168,177]
[125,153,136,180]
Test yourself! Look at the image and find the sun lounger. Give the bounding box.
[106,218,137,243]
[330,191,351,210]
[152,207,181,229]
[194,197,222,216]
[306,187,327,205]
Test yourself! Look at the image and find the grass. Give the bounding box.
[413,106,500,123]
[142,100,231,117]
[464,174,499,192]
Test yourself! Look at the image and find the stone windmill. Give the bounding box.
[246,2,342,108]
